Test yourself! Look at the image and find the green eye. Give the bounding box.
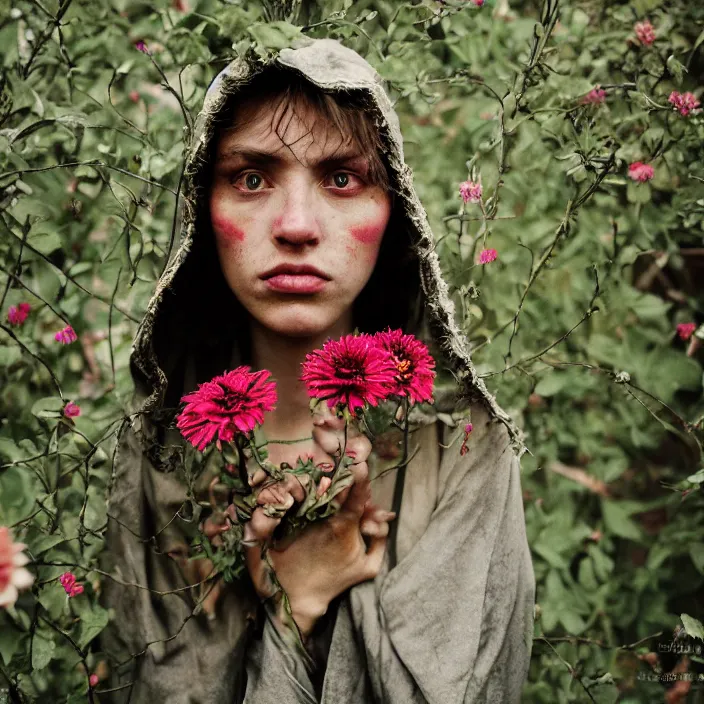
[333,173,350,188]
[244,173,262,190]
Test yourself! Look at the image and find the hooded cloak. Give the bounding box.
[102,37,535,703]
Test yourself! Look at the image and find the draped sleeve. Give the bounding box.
[100,420,257,703]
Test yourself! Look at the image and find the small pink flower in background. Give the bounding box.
[628,162,654,182]
[478,248,498,264]
[129,90,140,103]
[634,20,656,46]
[59,572,84,597]
[301,334,397,416]
[177,367,277,451]
[63,401,81,418]
[459,180,483,204]
[134,40,150,54]
[7,302,31,326]
[668,91,700,117]
[581,87,606,105]
[0,527,35,608]
[460,422,473,456]
[55,325,77,344]
[677,322,697,341]
[469,0,484,6]
[89,674,99,688]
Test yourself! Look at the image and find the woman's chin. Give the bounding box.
[253,305,349,340]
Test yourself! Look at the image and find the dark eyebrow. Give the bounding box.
[217,147,368,172]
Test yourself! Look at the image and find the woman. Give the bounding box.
[102,38,535,703]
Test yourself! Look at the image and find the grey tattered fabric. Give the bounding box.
[102,37,535,703]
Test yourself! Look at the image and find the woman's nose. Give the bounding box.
[272,187,320,247]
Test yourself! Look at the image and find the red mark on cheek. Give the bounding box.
[211,213,245,242]
[350,221,386,249]
[350,222,385,245]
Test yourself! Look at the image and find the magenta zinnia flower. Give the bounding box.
[634,20,655,46]
[54,325,77,344]
[668,91,700,117]
[677,322,697,341]
[300,334,397,415]
[628,162,654,182]
[459,180,482,204]
[59,572,83,597]
[478,248,498,264]
[134,40,150,54]
[177,366,277,451]
[373,329,435,405]
[63,401,81,418]
[7,303,30,326]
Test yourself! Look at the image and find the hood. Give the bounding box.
[127,37,523,462]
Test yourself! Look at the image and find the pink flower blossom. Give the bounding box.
[628,162,654,182]
[59,572,84,597]
[63,401,81,418]
[478,248,498,264]
[301,334,397,416]
[373,329,436,404]
[177,367,277,451]
[469,0,484,6]
[668,91,700,117]
[7,302,31,326]
[677,322,697,341]
[634,20,655,46]
[89,674,99,687]
[0,527,34,608]
[54,325,77,344]
[459,180,483,204]
[134,40,150,54]
[581,87,606,105]
[129,90,140,103]
[460,422,473,456]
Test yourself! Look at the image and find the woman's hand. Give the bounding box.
[244,409,394,638]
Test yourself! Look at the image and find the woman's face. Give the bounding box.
[209,96,392,339]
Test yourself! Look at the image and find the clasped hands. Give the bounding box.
[242,410,395,639]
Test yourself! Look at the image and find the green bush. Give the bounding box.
[1,0,703,700]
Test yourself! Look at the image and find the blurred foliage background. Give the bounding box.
[1,0,704,701]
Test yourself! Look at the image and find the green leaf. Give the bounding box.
[77,605,109,649]
[0,616,21,665]
[534,373,569,397]
[666,54,686,84]
[687,469,704,484]
[27,229,63,255]
[31,396,65,419]
[38,583,68,620]
[681,614,704,641]
[32,534,66,555]
[601,499,643,541]
[690,544,704,575]
[31,633,56,671]
[626,181,652,204]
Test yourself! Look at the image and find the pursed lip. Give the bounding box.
[259,263,331,280]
